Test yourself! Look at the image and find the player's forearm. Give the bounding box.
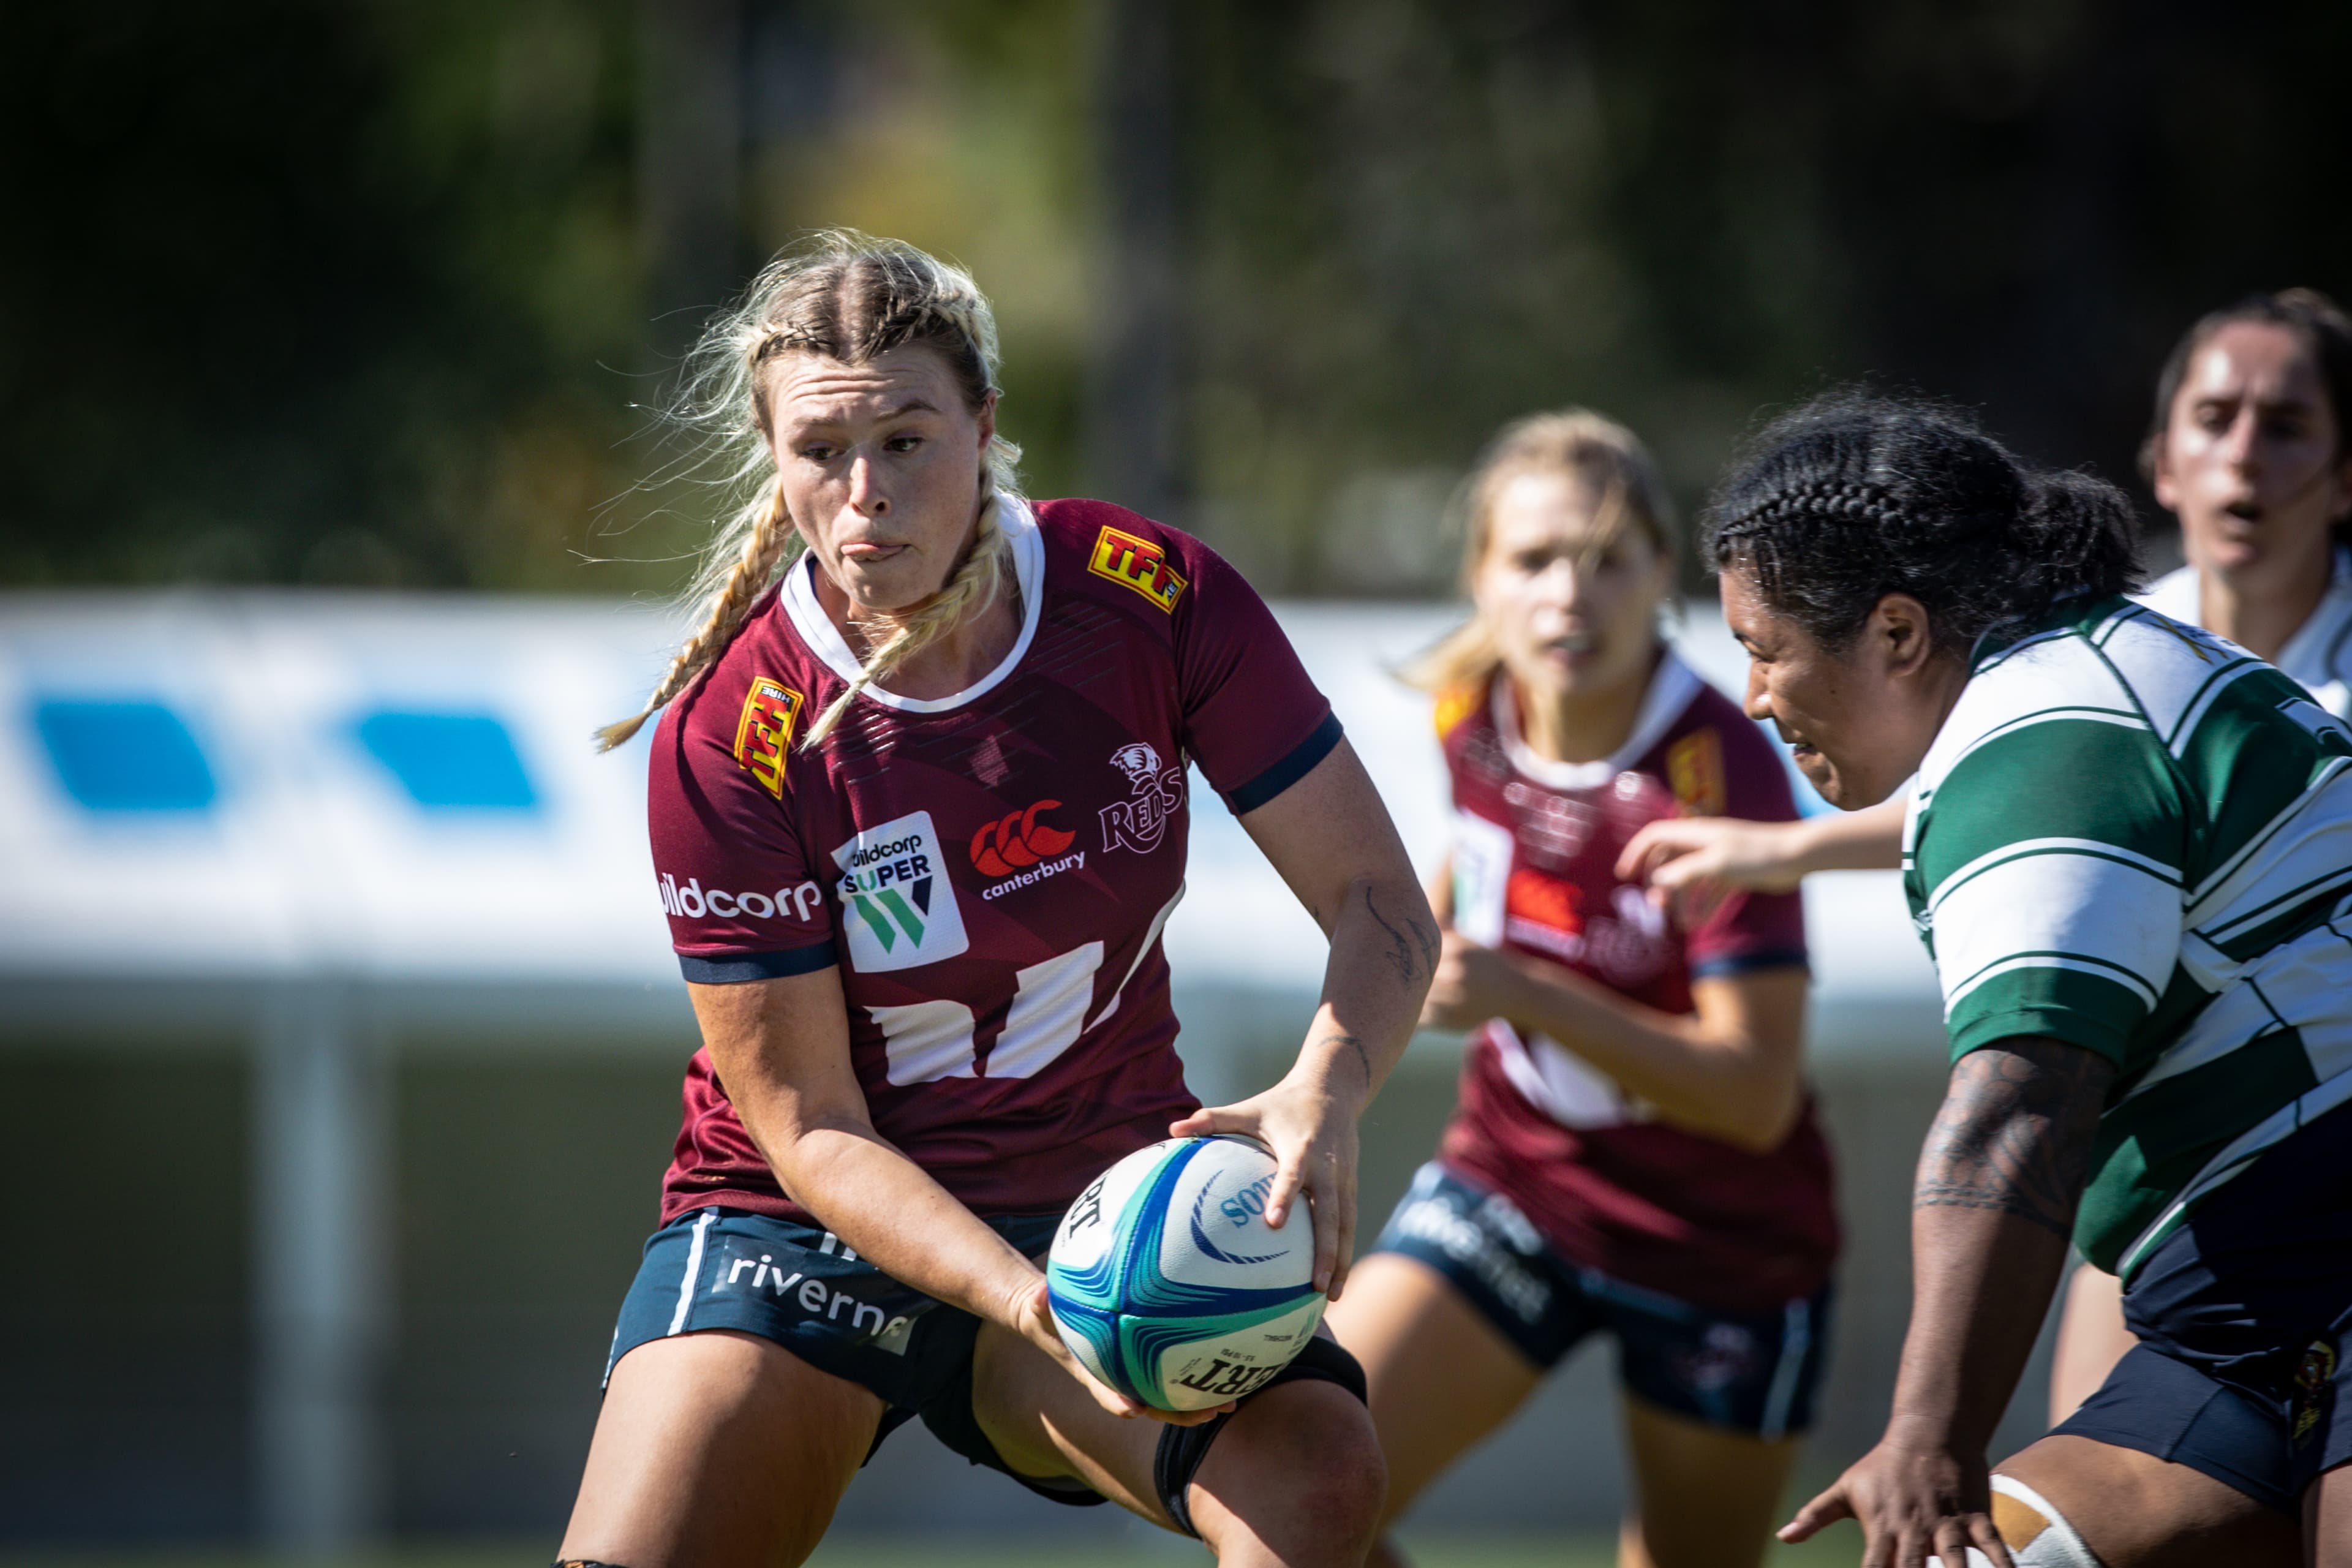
[1885,1039,2111,1451]
[1293,873,1436,1106]
[1790,794,1907,873]
[763,1120,1041,1326]
[1493,955,1800,1149]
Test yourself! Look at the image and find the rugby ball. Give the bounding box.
[1046,1136,1324,1411]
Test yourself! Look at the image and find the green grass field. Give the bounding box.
[0,1528,1868,1567]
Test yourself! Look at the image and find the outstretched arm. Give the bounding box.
[1616,793,1907,906]
[1781,1037,2113,1568]
[1174,737,1435,1299]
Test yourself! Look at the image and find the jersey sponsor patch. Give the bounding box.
[1100,742,1188,854]
[1666,728,1725,817]
[1433,683,1482,741]
[830,810,970,972]
[733,677,805,799]
[970,799,1077,876]
[1088,524,1189,612]
[657,871,825,924]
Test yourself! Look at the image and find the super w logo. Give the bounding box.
[829,811,970,973]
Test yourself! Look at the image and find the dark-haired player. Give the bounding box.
[556,232,1434,1568]
[1327,411,1835,1568]
[1625,292,2352,1566]
[1705,394,2352,1568]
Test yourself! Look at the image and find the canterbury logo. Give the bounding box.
[1088,524,1188,612]
[970,800,1077,877]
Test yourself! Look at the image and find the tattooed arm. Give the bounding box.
[1782,1038,2114,1568]
[1172,736,1435,1297]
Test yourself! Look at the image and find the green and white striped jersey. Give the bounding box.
[1904,594,2352,1278]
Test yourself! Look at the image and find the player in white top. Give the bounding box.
[1623,293,2352,1566]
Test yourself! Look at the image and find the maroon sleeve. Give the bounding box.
[646,684,837,984]
[1165,534,1340,813]
[1684,716,1810,978]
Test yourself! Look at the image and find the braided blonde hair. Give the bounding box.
[597,230,1023,752]
[1403,409,1676,695]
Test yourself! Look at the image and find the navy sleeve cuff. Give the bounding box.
[677,940,839,984]
[1689,948,1809,981]
[1223,712,1344,815]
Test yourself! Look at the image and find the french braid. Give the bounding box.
[1704,394,2138,652]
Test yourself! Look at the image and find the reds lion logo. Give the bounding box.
[1100,741,1188,854]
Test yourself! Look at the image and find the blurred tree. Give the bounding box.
[0,0,671,591]
[5,0,2350,595]
[1176,0,2352,592]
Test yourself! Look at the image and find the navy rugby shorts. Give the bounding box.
[604,1204,1364,1525]
[1367,1162,1830,1438]
[606,1205,1102,1505]
[2054,1098,2352,1510]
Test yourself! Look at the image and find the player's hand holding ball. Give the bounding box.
[1169,1065,1360,1298]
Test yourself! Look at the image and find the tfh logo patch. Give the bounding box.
[733,678,804,799]
[1088,524,1189,612]
[830,811,970,972]
[1666,728,1726,817]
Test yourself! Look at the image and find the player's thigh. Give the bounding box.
[561,1329,883,1568]
[2048,1262,2135,1427]
[2311,1461,2352,1567]
[1325,1250,1544,1518]
[966,1316,1169,1521]
[1994,1434,2297,1568]
[970,1318,1385,1558]
[1616,1394,1798,1568]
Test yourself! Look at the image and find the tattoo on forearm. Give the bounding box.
[1364,886,1435,986]
[1322,1031,1372,1085]
[1913,1041,2112,1240]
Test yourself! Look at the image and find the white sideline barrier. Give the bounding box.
[0,590,1943,1545]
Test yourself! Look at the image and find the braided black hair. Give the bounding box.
[1706,394,2141,655]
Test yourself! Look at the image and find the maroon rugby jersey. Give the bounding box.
[1434,654,1839,1311]
[646,497,1338,1227]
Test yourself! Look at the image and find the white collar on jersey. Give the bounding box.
[780,493,1046,713]
[1490,646,1703,791]
[2136,546,2352,709]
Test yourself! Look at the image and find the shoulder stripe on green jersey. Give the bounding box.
[1946,950,2162,1014]
[2166,658,2269,756]
[1923,836,2180,918]
[1939,706,2148,782]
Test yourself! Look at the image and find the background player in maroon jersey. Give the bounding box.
[1325,412,1836,1568]
[555,233,1436,1568]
